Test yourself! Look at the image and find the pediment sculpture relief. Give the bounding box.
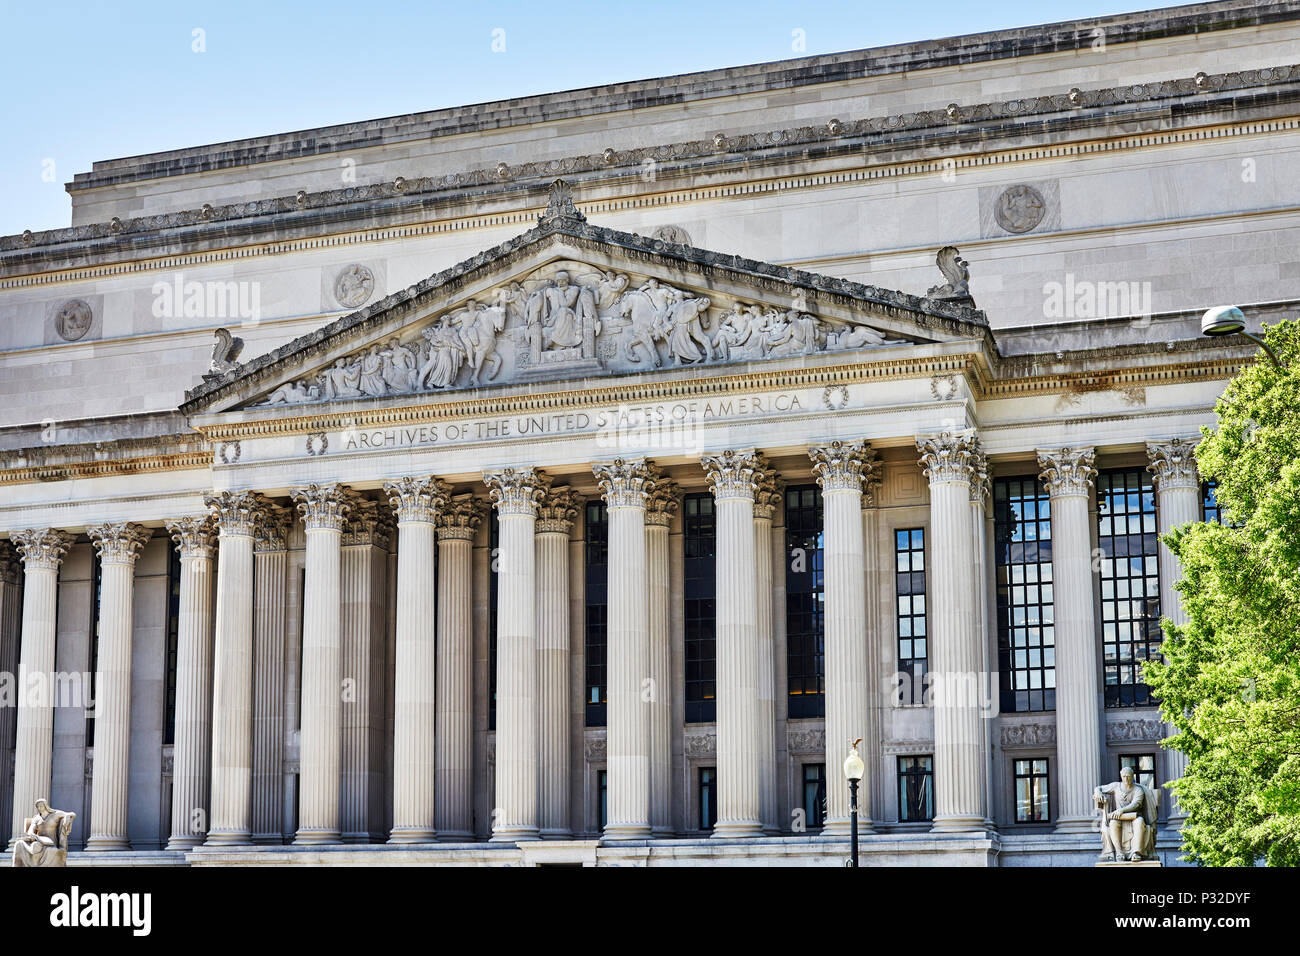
[254,260,905,407]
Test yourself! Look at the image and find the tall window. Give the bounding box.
[894,528,927,690]
[785,484,825,719]
[897,755,934,822]
[86,550,102,747]
[1202,480,1222,524]
[994,478,1055,713]
[488,510,498,731]
[584,501,608,727]
[802,763,826,830]
[698,767,717,831]
[1119,753,1157,791]
[683,493,716,723]
[1097,469,1162,707]
[164,544,181,745]
[1014,758,1050,823]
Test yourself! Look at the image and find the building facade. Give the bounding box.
[1,1,1295,865]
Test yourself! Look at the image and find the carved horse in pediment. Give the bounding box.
[452,302,507,386]
[618,283,673,367]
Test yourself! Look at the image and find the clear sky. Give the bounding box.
[0,0,1169,234]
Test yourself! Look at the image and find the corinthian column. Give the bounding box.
[536,487,581,838]
[702,449,763,838]
[382,476,448,843]
[593,458,655,839]
[164,516,217,850]
[251,507,290,843]
[1038,447,1100,832]
[291,482,356,845]
[810,441,877,837]
[483,468,549,841]
[204,491,263,845]
[751,463,781,835]
[0,544,21,841]
[1147,437,1202,823]
[646,479,679,837]
[916,430,985,832]
[7,529,73,847]
[84,521,152,851]
[434,495,481,840]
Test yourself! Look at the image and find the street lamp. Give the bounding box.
[843,738,864,869]
[1201,306,1284,369]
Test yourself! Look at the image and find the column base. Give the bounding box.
[601,823,652,841]
[203,828,252,847]
[1054,815,1100,834]
[388,827,437,844]
[83,835,131,852]
[490,826,540,843]
[821,817,875,838]
[540,828,574,840]
[712,819,764,839]
[293,828,342,845]
[165,835,206,851]
[930,814,988,834]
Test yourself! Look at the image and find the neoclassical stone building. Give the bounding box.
[1,1,1294,865]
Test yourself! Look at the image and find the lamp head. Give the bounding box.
[843,738,865,782]
[1201,305,1246,338]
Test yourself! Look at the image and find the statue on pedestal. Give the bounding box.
[11,799,76,868]
[1094,767,1159,862]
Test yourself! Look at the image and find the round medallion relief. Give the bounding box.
[334,265,375,309]
[994,184,1046,234]
[55,299,94,342]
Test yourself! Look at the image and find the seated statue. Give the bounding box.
[1094,767,1159,862]
[11,798,75,867]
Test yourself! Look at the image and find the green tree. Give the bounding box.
[1145,319,1300,866]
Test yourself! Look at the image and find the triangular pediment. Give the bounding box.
[181,208,987,416]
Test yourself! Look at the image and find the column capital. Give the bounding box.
[383,475,450,524]
[343,497,393,548]
[969,444,991,508]
[1037,446,1098,497]
[753,462,783,521]
[537,487,583,534]
[809,440,878,494]
[646,478,681,527]
[88,522,152,566]
[484,467,551,516]
[165,515,217,559]
[1146,437,1201,492]
[10,528,75,572]
[593,458,656,509]
[861,470,883,510]
[701,449,761,501]
[205,490,268,536]
[253,504,292,552]
[915,429,980,485]
[0,539,23,583]
[291,482,357,532]
[437,494,485,540]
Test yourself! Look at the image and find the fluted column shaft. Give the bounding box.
[703,450,762,838]
[434,496,479,839]
[537,488,579,838]
[293,483,354,845]
[0,547,21,842]
[85,522,151,851]
[484,468,547,841]
[810,442,876,836]
[594,459,654,839]
[1039,447,1101,832]
[752,468,780,834]
[7,529,72,847]
[251,513,288,843]
[165,518,216,849]
[646,482,677,836]
[917,432,985,832]
[205,493,261,845]
[1148,438,1203,820]
[860,487,884,820]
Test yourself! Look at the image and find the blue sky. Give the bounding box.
[0,0,1160,234]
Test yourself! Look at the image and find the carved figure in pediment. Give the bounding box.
[665,291,714,365]
[619,278,674,367]
[827,324,887,350]
[449,299,507,386]
[713,302,771,361]
[381,337,419,393]
[766,310,823,357]
[321,357,363,400]
[359,344,387,397]
[418,317,467,389]
[263,378,323,405]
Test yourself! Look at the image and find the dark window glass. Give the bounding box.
[87,550,102,747]
[698,767,717,831]
[164,544,181,745]
[785,484,825,718]
[1119,753,1157,791]
[1097,469,1162,708]
[898,755,934,822]
[803,763,826,829]
[895,527,928,694]
[598,770,608,831]
[994,478,1056,713]
[585,501,608,727]
[684,493,716,723]
[1014,758,1051,823]
[488,510,498,732]
[1202,481,1223,525]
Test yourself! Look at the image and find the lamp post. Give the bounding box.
[843,738,864,869]
[1201,306,1285,369]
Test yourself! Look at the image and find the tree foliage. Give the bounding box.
[1144,320,1300,866]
